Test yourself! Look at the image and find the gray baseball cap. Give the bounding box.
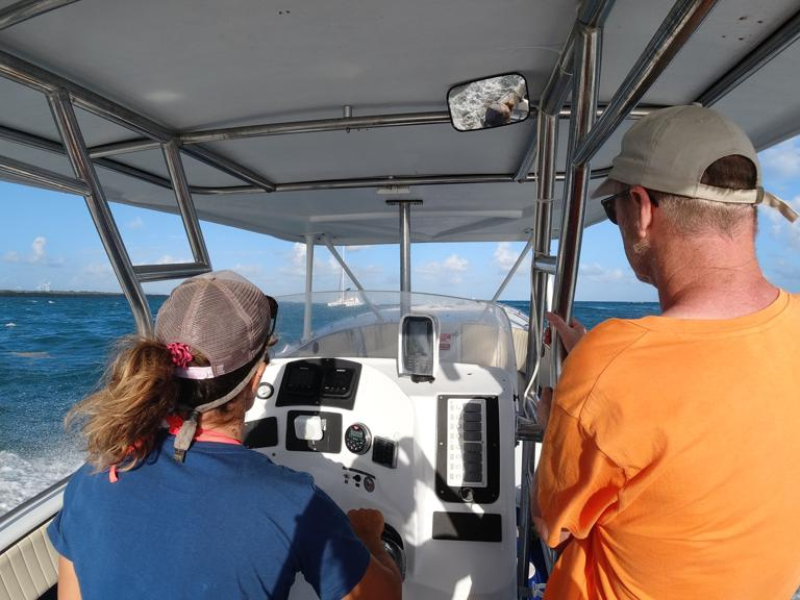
[156,270,275,379]
[155,270,277,460]
[593,105,798,223]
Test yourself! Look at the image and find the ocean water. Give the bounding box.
[0,294,660,516]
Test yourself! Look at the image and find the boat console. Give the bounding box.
[244,294,519,599]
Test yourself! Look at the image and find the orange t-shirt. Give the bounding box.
[537,291,800,599]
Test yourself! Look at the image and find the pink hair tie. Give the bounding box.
[166,342,193,368]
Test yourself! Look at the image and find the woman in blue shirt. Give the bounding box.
[49,271,401,600]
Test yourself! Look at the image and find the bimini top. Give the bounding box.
[1,0,799,245]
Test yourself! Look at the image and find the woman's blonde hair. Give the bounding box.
[67,336,260,472]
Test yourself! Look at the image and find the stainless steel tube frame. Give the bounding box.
[400,202,412,316]
[0,0,80,31]
[47,90,153,336]
[0,153,88,195]
[525,114,558,381]
[0,48,277,193]
[552,24,601,375]
[572,0,720,166]
[303,235,314,342]
[181,112,450,144]
[515,0,616,181]
[132,263,211,283]
[696,7,800,107]
[161,140,212,267]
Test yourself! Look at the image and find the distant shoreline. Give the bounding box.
[0,290,168,298]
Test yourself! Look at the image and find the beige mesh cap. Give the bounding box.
[593,105,798,223]
[155,270,273,378]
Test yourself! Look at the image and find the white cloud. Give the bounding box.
[128,217,144,230]
[761,139,800,182]
[762,196,800,248]
[155,255,190,265]
[493,242,517,270]
[417,254,470,284]
[30,237,46,263]
[493,242,530,275]
[3,237,62,266]
[278,243,307,277]
[443,254,468,273]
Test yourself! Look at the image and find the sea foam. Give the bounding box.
[0,450,83,516]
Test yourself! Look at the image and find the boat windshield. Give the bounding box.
[271,291,517,372]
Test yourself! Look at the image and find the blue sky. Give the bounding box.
[2,138,799,301]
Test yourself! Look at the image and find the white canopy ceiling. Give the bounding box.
[0,0,799,245]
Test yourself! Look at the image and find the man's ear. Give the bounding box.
[629,185,654,239]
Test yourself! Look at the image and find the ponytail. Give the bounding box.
[66,336,178,472]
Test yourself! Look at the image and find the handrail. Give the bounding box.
[180,112,450,144]
[0,0,80,32]
[133,263,212,283]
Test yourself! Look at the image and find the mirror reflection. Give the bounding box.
[447,73,529,131]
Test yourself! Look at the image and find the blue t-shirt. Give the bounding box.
[48,434,370,600]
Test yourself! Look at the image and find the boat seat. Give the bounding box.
[459,323,514,371]
[0,519,58,600]
[511,327,529,375]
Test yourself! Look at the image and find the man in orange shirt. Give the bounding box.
[535,105,800,599]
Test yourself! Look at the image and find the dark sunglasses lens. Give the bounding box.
[602,197,618,225]
[266,296,278,336]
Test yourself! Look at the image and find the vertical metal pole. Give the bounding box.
[552,24,601,376]
[162,140,211,267]
[525,113,559,381]
[388,200,420,315]
[400,202,412,295]
[303,234,314,341]
[517,113,559,595]
[47,89,153,336]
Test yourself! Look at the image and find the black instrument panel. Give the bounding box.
[276,358,361,410]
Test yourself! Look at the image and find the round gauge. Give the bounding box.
[256,382,274,399]
[344,423,372,455]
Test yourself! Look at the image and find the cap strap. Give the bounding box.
[173,410,199,463]
[758,189,799,223]
[171,349,266,461]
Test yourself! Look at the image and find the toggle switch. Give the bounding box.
[294,415,324,441]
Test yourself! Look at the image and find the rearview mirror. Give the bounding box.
[447,73,530,132]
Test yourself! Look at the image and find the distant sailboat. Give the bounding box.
[327,247,363,307]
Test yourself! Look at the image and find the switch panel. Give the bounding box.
[446,398,487,487]
[436,395,499,504]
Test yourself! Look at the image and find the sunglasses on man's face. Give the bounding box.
[600,189,629,225]
[600,187,659,225]
[265,295,279,339]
